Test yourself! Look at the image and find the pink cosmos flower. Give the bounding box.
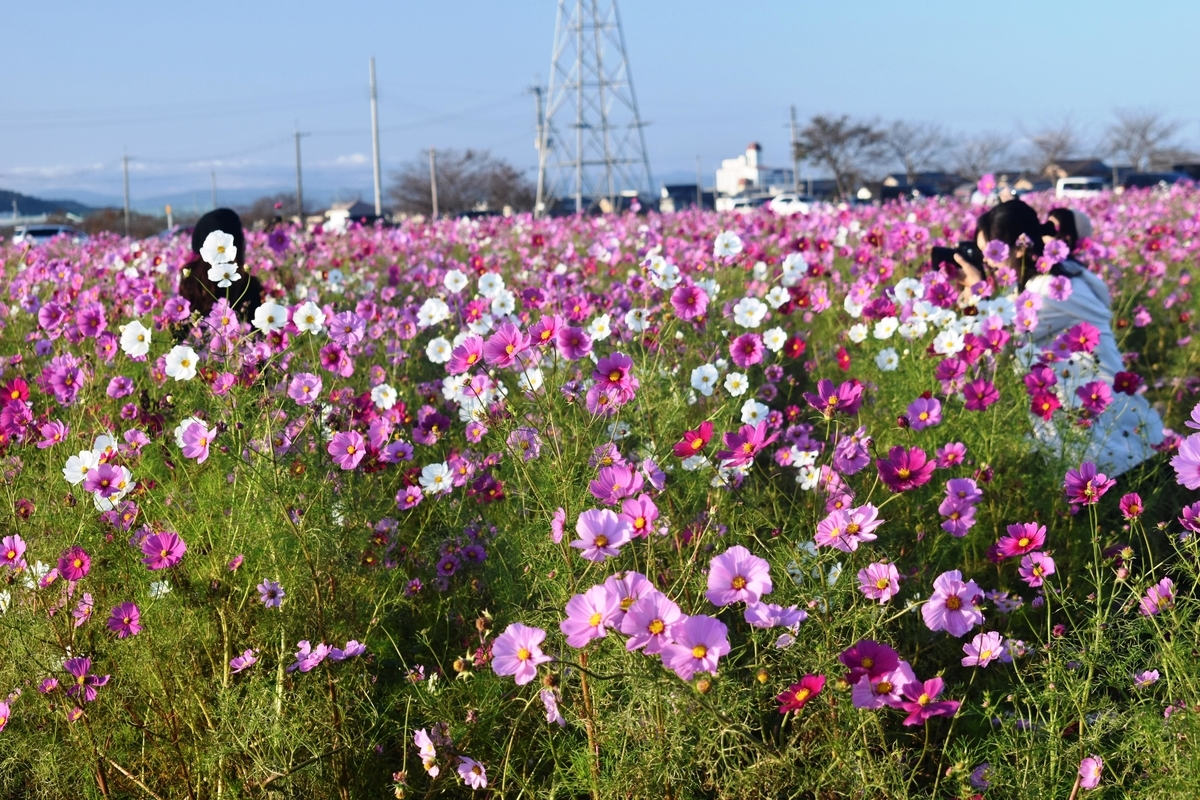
[851,662,917,709]
[803,378,864,419]
[1,534,26,569]
[457,757,487,790]
[528,314,564,348]
[1179,501,1200,534]
[1139,577,1175,616]
[777,674,825,714]
[1066,322,1100,354]
[705,545,773,606]
[1018,551,1056,587]
[287,640,332,673]
[541,688,566,726]
[716,420,778,467]
[743,601,806,629]
[857,562,900,604]
[662,615,729,681]
[619,494,660,538]
[447,335,484,374]
[555,326,593,360]
[896,677,960,725]
[593,352,639,402]
[839,639,901,685]
[729,333,764,369]
[1079,755,1103,790]
[945,477,982,504]
[550,507,566,543]
[1119,493,1143,520]
[620,590,682,654]
[571,509,632,562]
[287,372,322,406]
[37,419,69,449]
[327,430,365,470]
[491,622,553,685]
[602,571,654,625]
[671,283,709,320]
[673,420,714,458]
[182,421,215,464]
[961,631,1008,668]
[938,498,976,537]
[1076,380,1113,415]
[230,649,258,673]
[482,323,531,369]
[1063,462,1116,506]
[876,446,935,492]
[83,463,124,498]
[57,546,90,582]
[994,522,1046,559]
[107,602,142,638]
[906,396,942,431]
[922,570,985,637]
[0,702,9,732]
[1170,435,1200,490]
[963,379,999,411]
[63,657,110,703]
[141,532,187,570]
[560,584,621,648]
[588,464,644,505]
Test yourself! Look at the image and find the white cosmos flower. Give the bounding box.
[898,320,927,341]
[119,320,152,357]
[932,329,965,356]
[207,262,241,288]
[796,464,820,491]
[847,323,868,344]
[624,308,650,332]
[873,316,899,340]
[875,347,900,371]
[713,230,744,259]
[165,345,199,381]
[149,580,172,598]
[732,297,767,328]
[781,253,808,286]
[444,269,468,293]
[466,313,494,336]
[762,327,787,352]
[724,372,749,397]
[371,383,397,410]
[893,277,923,303]
[426,336,453,364]
[294,301,326,334]
[63,449,100,485]
[518,367,544,393]
[23,560,51,590]
[791,448,819,467]
[0,589,10,614]
[690,364,719,397]
[200,230,236,265]
[697,278,720,298]
[587,314,612,341]
[843,296,864,318]
[740,399,769,425]
[253,301,288,333]
[765,286,790,309]
[648,260,681,290]
[417,298,450,328]
[490,290,516,317]
[419,462,453,494]
[752,261,768,280]
[477,273,505,298]
[681,454,708,471]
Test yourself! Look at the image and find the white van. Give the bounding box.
[1056,177,1106,199]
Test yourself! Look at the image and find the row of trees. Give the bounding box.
[795,110,1195,199]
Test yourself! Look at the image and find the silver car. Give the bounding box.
[12,224,88,245]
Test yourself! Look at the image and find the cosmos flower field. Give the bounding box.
[1,186,1199,799]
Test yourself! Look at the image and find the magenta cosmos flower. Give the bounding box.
[107,602,142,638]
[619,494,660,538]
[1170,435,1200,490]
[1063,461,1116,506]
[922,570,984,637]
[961,631,1008,668]
[963,379,999,411]
[716,420,778,467]
[182,421,215,464]
[63,657,110,703]
[851,662,917,709]
[1139,577,1175,616]
[560,584,621,648]
[457,757,488,790]
[1,534,26,569]
[491,622,553,685]
[57,546,91,582]
[776,674,825,714]
[839,639,901,685]
[327,430,366,470]
[896,677,960,726]
[670,283,709,320]
[555,326,593,360]
[141,531,187,570]
[570,508,632,562]
[662,615,730,681]
[906,396,942,431]
[705,545,773,606]
[447,335,484,374]
[815,504,884,552]
[857,562,900,604]
[287,372,322,406]
[593,352,639,402]
[620,591,683,654]
[483,323,531,369]
[729,333,764,369]
[588,464,644,505]
[803,378,864,419]
[1018,552,1056,587]
[994,522,1046,559]
[876,446,935,492]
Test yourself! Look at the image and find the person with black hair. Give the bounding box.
[178,208,264,322]
[959,199,1162,475]
[1043,207,1093,258]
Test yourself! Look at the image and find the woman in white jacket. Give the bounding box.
[955,200,1163,476]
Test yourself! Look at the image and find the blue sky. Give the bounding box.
[2,0,1197,210]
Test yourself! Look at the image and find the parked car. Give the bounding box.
[1121,172,1189,190]
[12,224,87,245]
[768,193,814,216]
[1056,177,1106,198]
[731,196,771,214]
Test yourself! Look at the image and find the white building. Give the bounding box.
[715,142,794,199]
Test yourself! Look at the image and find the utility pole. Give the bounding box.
[695,155,703,210]
[122,152,131,237]
[294,123,308,228]
[211,170,217,209]
[165,204,173,230]
[531,85,547,217]
[789,106,799,192]
[428,147,439,220]
[369,57,383,216]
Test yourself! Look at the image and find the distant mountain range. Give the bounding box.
[0,188,95,217]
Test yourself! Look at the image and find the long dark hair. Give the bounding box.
[975,200,1070,291]
[178,208,262,320]
[1046,207,1082,254]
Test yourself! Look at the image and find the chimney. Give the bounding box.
[746,142,761,168]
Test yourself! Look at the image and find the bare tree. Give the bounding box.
[885,121,952,184]
[388,149,534,217]
[1105,110,1183,172]
[1024,120,1079,175]
[953,133,1012,180]
[793,115,887,199]
[239,192,299,229]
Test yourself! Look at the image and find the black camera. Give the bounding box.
[930,241,984,273]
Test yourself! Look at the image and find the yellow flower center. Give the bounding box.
[516,647,531,661]
[691,644,708,659]
[945,596,962,611]
[875,578,890,590]
[593,535,608,548]
[794,688,811,703]
[876,680,893,694]
[897,468,911,479]
[648,619,664,634]
[980,649,993,661]
[731,576,747,590]
[588,612,602,626]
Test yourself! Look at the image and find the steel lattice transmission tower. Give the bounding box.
[536,0,654,215]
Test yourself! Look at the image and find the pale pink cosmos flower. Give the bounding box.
[922,570,985,637]
[620,591,682,654]
[857,562,900,604]
[560,584,621,648]
[662,615,729,681]
[705,544,773,606]
[491,623,553,686]
[961,631,1009,668]
[570,509,632,562]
